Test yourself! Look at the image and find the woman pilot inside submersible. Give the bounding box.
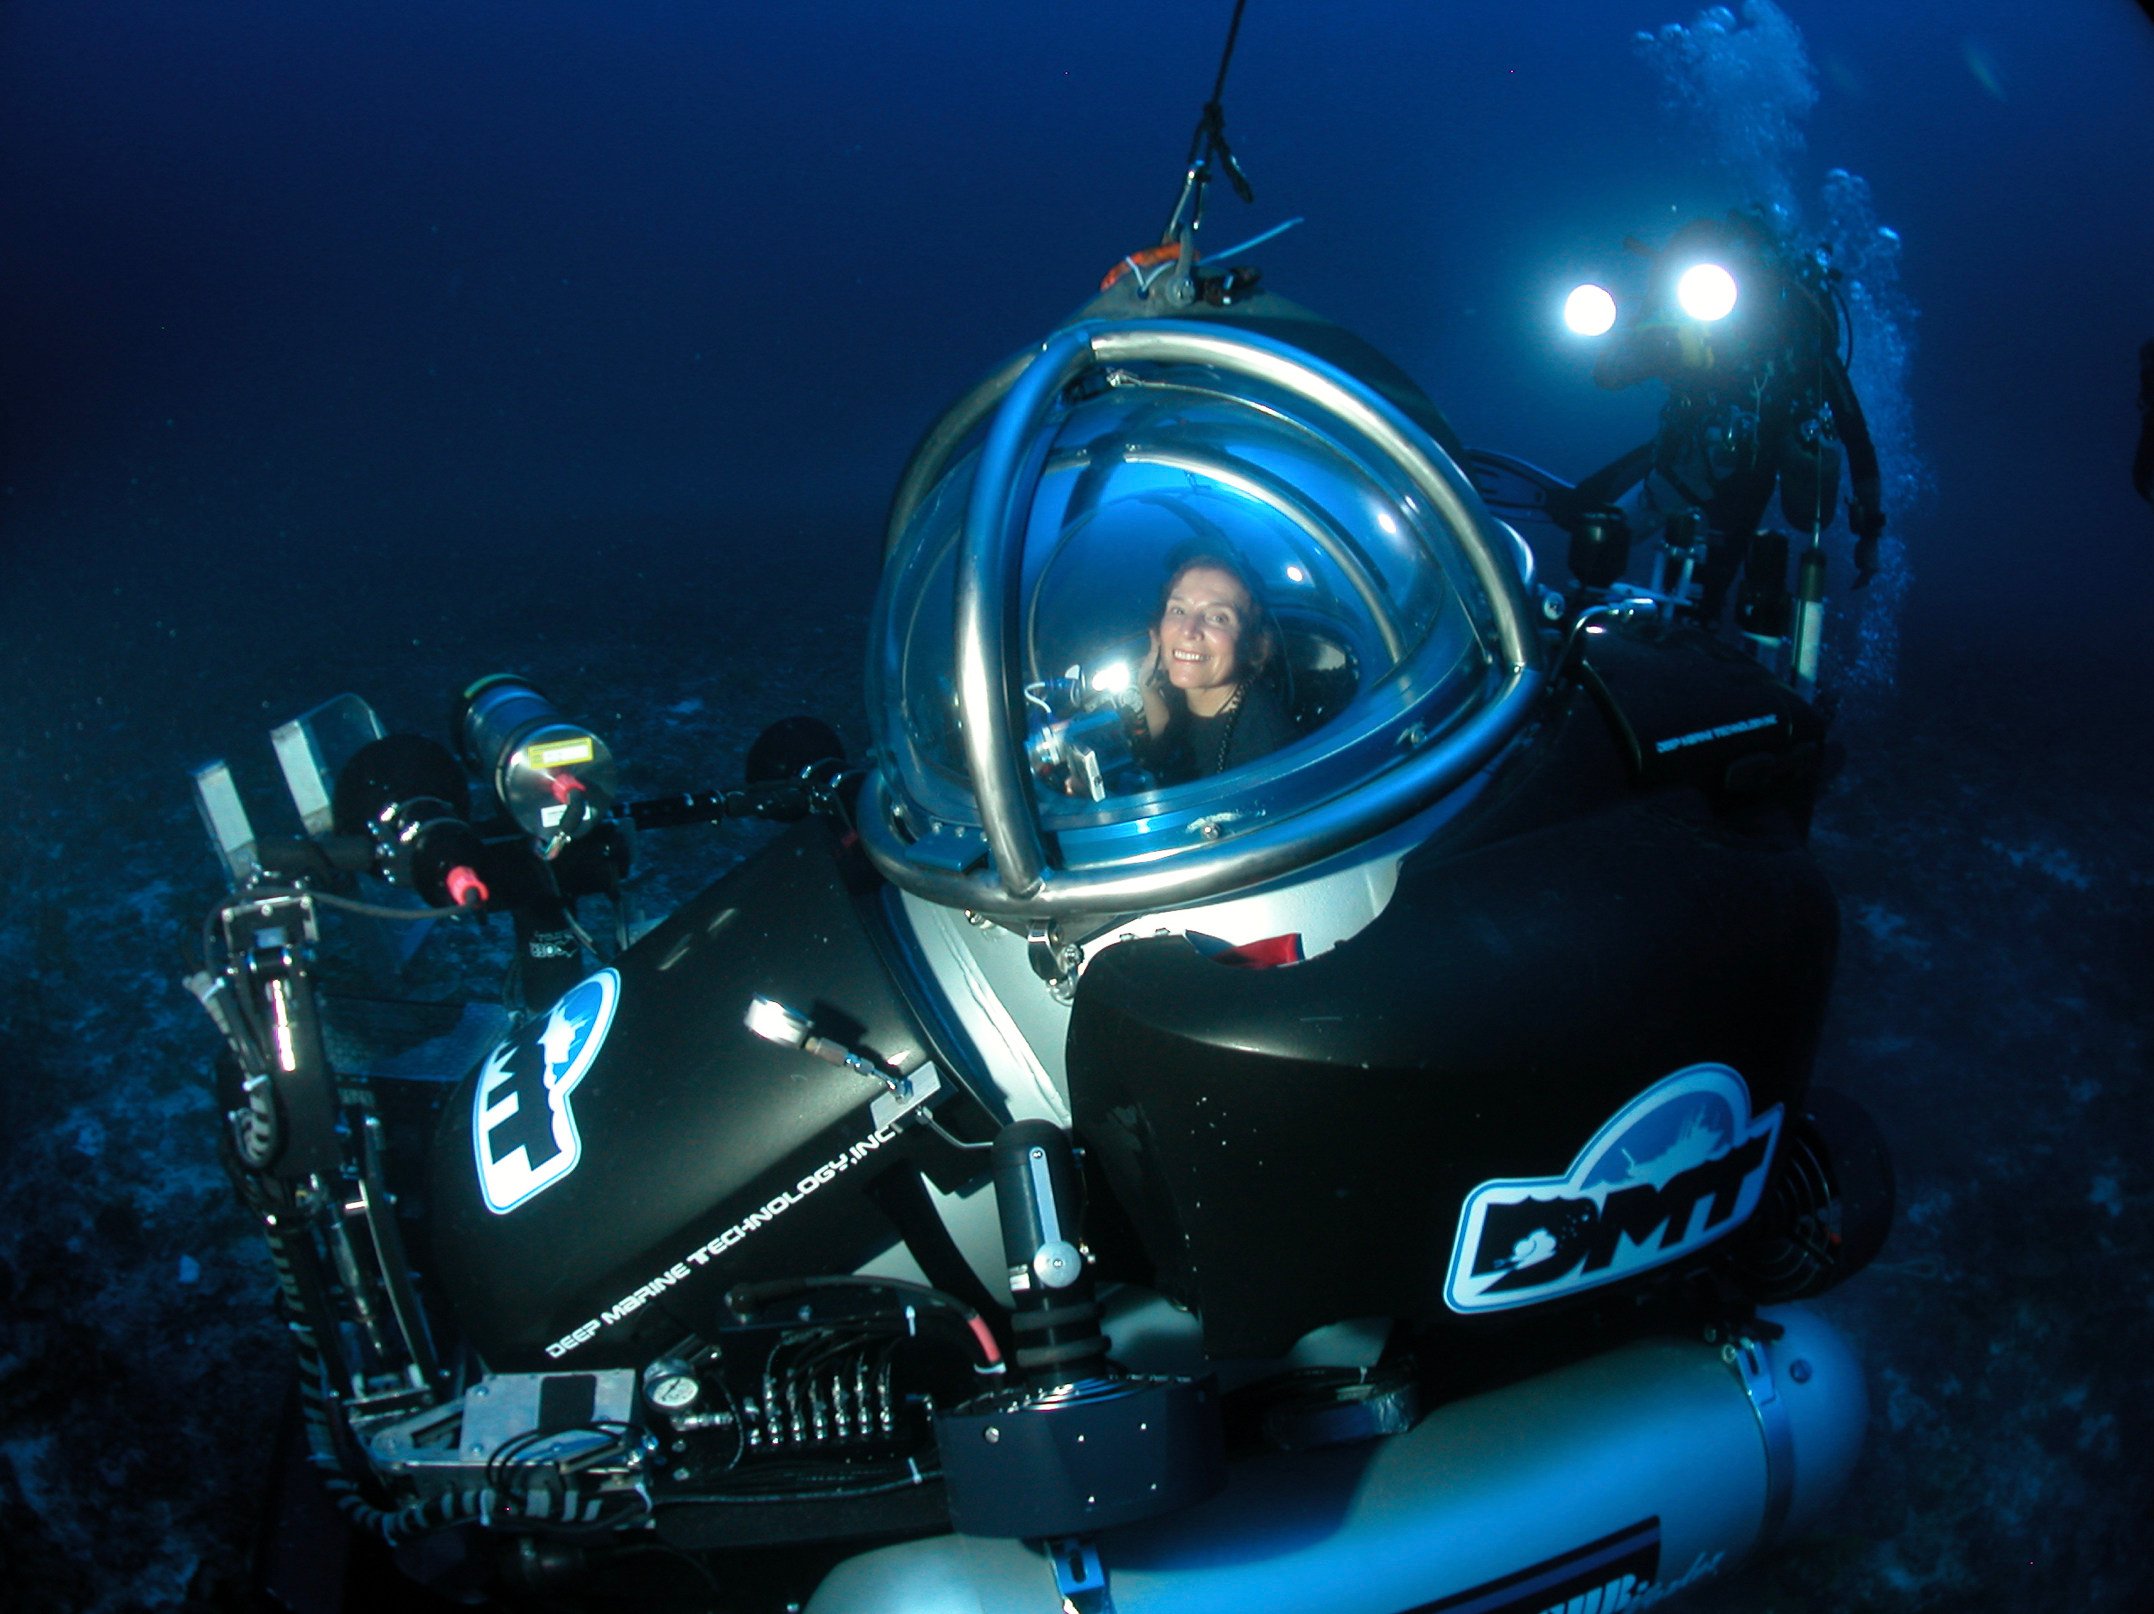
[1135,549,1298,784]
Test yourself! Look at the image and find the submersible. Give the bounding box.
[185,53,1891,1613]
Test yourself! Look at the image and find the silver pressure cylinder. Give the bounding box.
[804,1304,1865,1614]
[454,673,618,847]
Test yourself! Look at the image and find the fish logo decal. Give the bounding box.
[1446,1063,1781,1313]
[473,969,620,1214]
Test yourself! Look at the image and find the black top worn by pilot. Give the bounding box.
[1150,679,1297,785]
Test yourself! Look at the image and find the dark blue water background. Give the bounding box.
[7,0,2148,652]
[3,2,2152,1608]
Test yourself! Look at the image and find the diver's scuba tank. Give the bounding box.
[1789,533,1828,697]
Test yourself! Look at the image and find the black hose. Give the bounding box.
[312,887,482,921]
[201,887,479,975]
[248,1184,604,1548]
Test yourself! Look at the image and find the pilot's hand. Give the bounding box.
[1137,632,1163,689]
[1137,632,1169,739]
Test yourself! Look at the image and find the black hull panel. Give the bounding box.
[429,823,958,1370]
[1070,668,1837,1356]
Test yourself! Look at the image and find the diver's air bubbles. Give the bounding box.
[1563,284,1617,337]
[1677,263,1738,321]
[1635,1,1817,221]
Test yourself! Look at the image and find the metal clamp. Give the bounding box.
[1723,1332,1796,1548]
[1047,1536,1115,1614]
[1027,920,1084,1001]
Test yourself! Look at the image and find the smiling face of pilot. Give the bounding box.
[1156,564,1255,718]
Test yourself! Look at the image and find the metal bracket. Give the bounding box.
[869,1062,943,1133]
[1047,1536,1115,1614]
[1026,920,1082,1002]
[1024,1142,1082,1291]
[191,760,259,887]
[1724,1332,1796,1547]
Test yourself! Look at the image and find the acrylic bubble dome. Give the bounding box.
[859,320,1545,919]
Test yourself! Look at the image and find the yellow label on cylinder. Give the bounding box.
[529,736,596,768]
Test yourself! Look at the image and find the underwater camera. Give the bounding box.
[1022,660,1154,800]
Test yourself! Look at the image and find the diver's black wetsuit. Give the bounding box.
[2134,339,2154,505]
[1591,211,1886,620]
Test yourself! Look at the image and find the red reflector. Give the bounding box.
[1212,933,1305,969]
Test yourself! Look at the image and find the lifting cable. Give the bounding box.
[1186,0,1255,204]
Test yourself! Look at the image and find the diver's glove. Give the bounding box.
[1849,500,1884,588]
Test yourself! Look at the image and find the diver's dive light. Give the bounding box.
[1676,262,1739,322]
[453,674,618,853]
[1562,283,1617,337]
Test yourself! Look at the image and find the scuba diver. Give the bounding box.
[2135,338,2153,505]
[1574,208,1886,629]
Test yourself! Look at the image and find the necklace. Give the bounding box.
[1212,683,1247,775]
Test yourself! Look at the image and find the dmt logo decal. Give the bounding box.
[473,969,620,1214]
[1446,1064,1781,1313]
